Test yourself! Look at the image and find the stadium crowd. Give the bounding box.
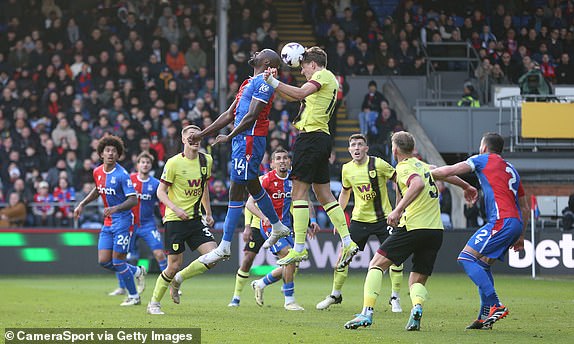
[1,0,573,228]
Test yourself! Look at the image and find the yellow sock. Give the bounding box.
[389,264,403,293]
[233,269,250,297]
[151,271,172,303]
[332,265,349,293]
[179,259,209,280]
[293,200,309,245]
[410,282,428,307]
[363,267,383,309]
[324,201,350,238]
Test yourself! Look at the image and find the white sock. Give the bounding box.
[294,243,305,252]
[174,272,183,284]
[219,240,231,252]
[391,291,399,298]
[233,295,240,300]
[332,290,341,298]
[285,296,295,304]
[362,306,374,317]
[129,293,139,299]
[342,235,352,247]
[134,266,142,278]
[256,279,266,289]
[271,221,285,231]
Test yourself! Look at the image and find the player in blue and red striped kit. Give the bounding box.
[228,148,318,310]
[109,152,167,296]
[432,132,529,330]
[74,136,146,306]
[189,49,290,264]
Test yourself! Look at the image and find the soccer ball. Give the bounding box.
[281,42,305,68]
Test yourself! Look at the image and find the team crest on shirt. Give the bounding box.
[172,244,179,251]
[111,176,116,184]
[369,170,376,178]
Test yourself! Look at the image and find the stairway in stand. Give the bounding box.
[274,1,359,163]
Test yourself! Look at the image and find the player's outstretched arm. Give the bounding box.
[264,67,319,100]
[73,186,99,219]
[190,99,238,143]
[224,99,267,141]
[387,175,425,227]
[431,161,472,180]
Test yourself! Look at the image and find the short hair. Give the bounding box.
[137,152,154,163]
[392,131,415,154]
[182,124,201,135]
[271,147,289,160]
[96,135,125,157]
[302,46,327,67]
[349,133,367,145]
[482,132,504,154]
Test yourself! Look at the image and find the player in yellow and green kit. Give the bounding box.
[263,46,359,269]
[316,134,403,312]
[147,125,218,315]
[344,131,477,331]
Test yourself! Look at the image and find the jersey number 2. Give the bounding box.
[505,166,518,196]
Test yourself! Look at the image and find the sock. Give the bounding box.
[292,200,309,249]
[222,201,245,242]
[113,258,137,296]
[389,264,403,295]
[332,266,348,296]
[409,283,428,307]
[324,201,350,239]
[283,281,295,304]
[158,259,167,271]
[128,264,141,277]
[151,271,172,303]
[219,240,231,252]
[253,189,279,224]
[458,251,500,307]
[478,289,490,320]
[258,272,280,288]
[233,269,250,298]
[117,272,125,288]
[178,259,209,281]
[361,267,383,317]
[99,260,115,271]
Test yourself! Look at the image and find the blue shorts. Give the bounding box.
[130,222,163,252]
[467,218,523,260]
[230,134,266,184]
[260,227,294,255]
[98,222,132,254]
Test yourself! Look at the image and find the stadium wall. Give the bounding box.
[1,229,572,275]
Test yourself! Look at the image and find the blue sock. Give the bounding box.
[99,260,115,272]
[223,201,245,242]
[158,259,167,271]
[113,258,137,296]
[262,272,280,286]
[252,189,279,224]
[458,251,499,307]
[117,272,125,288]
[282,282,294,297]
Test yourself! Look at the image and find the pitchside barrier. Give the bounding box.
[1,228,572,276]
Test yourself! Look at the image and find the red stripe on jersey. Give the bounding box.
[308,80,321,91]
[131,173,142,226]
[94,167,111,226]
[245,136,254,161]
[406,173,418,187]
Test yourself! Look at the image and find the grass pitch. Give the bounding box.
[1,273,572,343]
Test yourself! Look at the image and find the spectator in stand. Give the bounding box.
[165,44,186,75]
[32,180,55,226]
[540,53,556,83]
[53,177,75,227]
[0,191,26,227]
[361,80,386,113]
[457,82,480,107]
[51,117,77,148]
[555,53,574,84]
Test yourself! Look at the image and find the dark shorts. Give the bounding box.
[243,226,265,254]
[377,228,443,276]
[350,220,392,251]
[164,218,216,255]
[290,131,332,184]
